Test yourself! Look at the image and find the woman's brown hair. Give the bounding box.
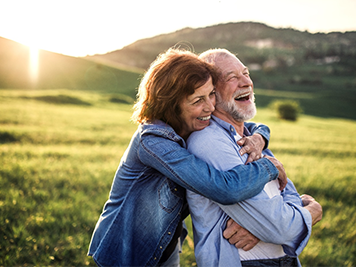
[132,48,218,134]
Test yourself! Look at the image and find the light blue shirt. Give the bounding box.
[88,120,278,266]
[186,116,312,267]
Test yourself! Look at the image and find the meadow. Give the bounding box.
[1,88,356,266]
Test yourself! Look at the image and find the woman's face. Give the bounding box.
[179,76,216,139]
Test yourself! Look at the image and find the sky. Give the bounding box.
[1,0,356,57]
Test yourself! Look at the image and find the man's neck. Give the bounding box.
[213,110,245,137]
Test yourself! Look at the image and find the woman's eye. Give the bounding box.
[193,98,203,104]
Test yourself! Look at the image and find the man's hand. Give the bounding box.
[237,134,265,164]
[301,194,323,226]
[223,218,259,251]
[263,155,288,191]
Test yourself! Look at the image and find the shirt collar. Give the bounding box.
[211,115,252,139]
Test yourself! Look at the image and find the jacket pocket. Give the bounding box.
[158,178,181,213]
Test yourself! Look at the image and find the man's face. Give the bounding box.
[215,54,256,122]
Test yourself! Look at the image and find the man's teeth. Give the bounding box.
[235,92,250,100]
[198,115,211,121]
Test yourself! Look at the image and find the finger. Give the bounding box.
[242,243,253,251]
[245,152,257,164]
[228,234,243,245]
[232,234,255,249]
[236,137,246,146]
[245,155,253,164]
[301,194,314,200]
[241,238,259,251]
[227,227,249,245]
[239,145,250,156]
[227,229,248,245]
[234,239,247,249]
[278,174,288,191]
[223,219,238,239]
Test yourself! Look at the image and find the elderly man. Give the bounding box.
[186,49,322,267]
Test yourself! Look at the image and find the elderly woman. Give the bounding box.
[88,49,284,267]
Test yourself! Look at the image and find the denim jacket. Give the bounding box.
[88,120,278,267]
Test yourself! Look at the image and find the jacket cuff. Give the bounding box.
[259,157,279,182]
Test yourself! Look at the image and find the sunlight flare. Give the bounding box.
[29,46,39,85]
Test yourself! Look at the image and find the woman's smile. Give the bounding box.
[179,76,216,139]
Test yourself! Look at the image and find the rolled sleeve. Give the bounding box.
[218,187,312,256]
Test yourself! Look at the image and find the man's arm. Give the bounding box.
[218,181,312,256]
[187,122,311,256]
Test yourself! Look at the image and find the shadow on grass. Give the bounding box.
[22,94,91,106]
[272,147,356,159]
[0,131,19,143]
[297,176,355,207]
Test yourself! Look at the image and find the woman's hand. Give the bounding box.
[263,155,288,191]
[237,134,265,164]
[223,218,259,251]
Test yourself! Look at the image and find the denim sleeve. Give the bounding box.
[244,122,270,149]
[138,134,279,205]
[218,181,312,256]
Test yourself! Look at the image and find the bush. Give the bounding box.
[24,94,91,106]
[109,94,134,104]
[271,100,302,121]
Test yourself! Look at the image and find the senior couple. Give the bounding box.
[88,48,322,267]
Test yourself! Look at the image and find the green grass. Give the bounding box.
[1,89,356,266]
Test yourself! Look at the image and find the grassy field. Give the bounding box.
[1,88,356,266]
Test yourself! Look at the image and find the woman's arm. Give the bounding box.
[138,134,279,205]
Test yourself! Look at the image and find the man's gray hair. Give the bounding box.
[199,49,237,66]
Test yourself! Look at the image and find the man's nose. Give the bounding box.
[240,75,253,88]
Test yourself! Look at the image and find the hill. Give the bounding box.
[89,22,356,72]
[89,22,356,120]
[1,22,356,120]
[0,37,141,99]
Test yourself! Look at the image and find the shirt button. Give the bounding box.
[168,232,171,235]
[160,246,163,249]
[230,127,234,132]
[154,257,157,260]
[174,188,177,191]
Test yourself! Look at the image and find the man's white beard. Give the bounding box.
[217,94,257,122]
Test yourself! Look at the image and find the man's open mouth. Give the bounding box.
[235,92,250,101]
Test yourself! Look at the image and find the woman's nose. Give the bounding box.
[204,98,215,112]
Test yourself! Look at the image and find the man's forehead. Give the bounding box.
[217,57,245,75]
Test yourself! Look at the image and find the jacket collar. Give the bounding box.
[140,120,186,148]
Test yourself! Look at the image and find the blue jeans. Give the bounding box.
[242,255,298,267]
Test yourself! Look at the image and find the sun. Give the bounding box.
[29,45,39,85]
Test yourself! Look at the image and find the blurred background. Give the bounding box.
[1,0,356,266]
